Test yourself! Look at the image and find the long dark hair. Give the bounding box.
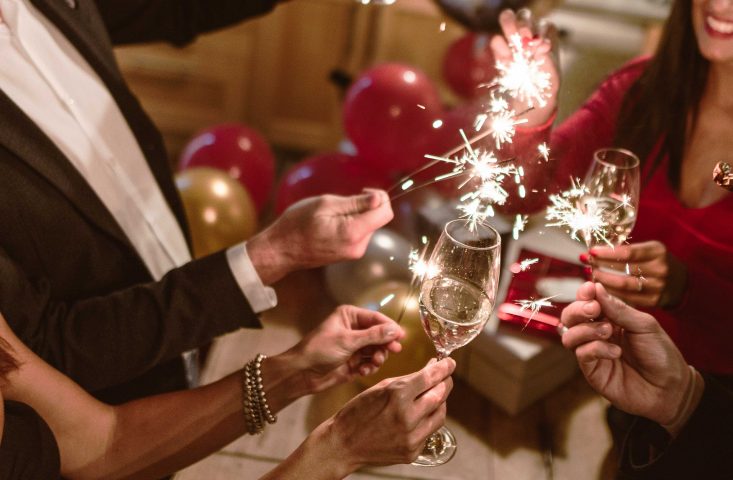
[0,337,18,381]
[614,0,709,189]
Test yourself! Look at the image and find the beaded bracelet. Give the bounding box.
[241,354,277,435]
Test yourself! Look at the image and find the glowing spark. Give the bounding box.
[421,236,428,245]
[409,247,438,281]
[545,179,613,247]
[401,179,414,190]
[439,21,446,32]
[486,109,528,149]
[513,214,529,240]
[538,143,550,162]
[495,34,552,108]
[417,104,426,110]
[379,293,396,307]
[519,258,539,271]
[516,295,558,330]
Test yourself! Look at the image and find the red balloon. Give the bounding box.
[179,123,275,214]
[343,63,444,176]
[274,152,391,214]
[442,33,497,99]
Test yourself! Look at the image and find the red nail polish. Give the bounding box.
[584,266,593,278]
[579,253,589,263]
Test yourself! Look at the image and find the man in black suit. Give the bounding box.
[559,282,733,478]
[0,0,393,404]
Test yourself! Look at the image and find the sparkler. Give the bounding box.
[519,257,539,272]
[495,34,552,108]
[545,178,613,248]
[515,295,558,330]
[513,214,528,240]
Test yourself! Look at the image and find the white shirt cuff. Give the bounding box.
[226,242,278,314]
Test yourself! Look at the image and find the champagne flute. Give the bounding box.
[579,148,641,248]
[412,218,501,467]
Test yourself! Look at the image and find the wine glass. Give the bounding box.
[412,218,501,467]
[579,148,641,248]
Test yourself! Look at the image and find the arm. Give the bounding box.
[619,374,733,479]
[94,0,282,46]
[1,305,406,479]
[0,248,257,392]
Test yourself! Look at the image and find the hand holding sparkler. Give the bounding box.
[580,241,688,308]
[489,9,559,128]
[559,282,703,436]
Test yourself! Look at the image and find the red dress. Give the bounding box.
[535,58,733,374]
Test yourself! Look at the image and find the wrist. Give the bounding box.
[246,232,290,285]
[259,351,313,413]
[660,366,704,437]
[302,419,362,479]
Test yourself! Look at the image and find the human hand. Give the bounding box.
[247,189,393,285]
[285,305,405,395]
[580,241,687,308]
[559,282,690,426]
[322,358,455,470]
[489,8,560,126]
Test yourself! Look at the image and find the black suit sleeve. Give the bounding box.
[0,248,260,392]
[94,0,280,46]
[617,375,733,479]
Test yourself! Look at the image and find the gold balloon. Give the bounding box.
[354,281,435,388]
[176,167,258,259]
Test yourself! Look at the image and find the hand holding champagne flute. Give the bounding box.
[413,219,501,467]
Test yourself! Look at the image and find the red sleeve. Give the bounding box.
[552,57,650,190]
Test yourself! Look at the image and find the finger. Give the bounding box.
[603,286,660,309]
[561,321,613,350]
[594,284,660,332]
[593,269,664,293]
[347,189,388,214]
[590,241,665,263]
[415,376,453,414]
[351,323,403,351]
[560,298,600,328]
[413,403,448,451]
[515,8,534,37]
[498,9,519,40]
[576,281,596,301]
[405,358,456,398]
[575,340,622,366]
[489,34,512,62]
[351,308,406,339]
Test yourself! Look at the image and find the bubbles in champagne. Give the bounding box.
[419,275,492,356]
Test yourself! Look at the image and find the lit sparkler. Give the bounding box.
[545,179,613,247]
[515,295,558,330]
[538,143,550,162]
[513,214,528,240]
[495,33,552,108]
[519,258,539,272]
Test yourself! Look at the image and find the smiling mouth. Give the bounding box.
[707,15,733,35]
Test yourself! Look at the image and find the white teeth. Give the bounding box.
[707,16,733,34]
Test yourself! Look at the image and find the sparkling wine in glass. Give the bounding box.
[412,218,501,467]
[579,148,641,248]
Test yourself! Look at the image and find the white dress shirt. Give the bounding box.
[0,1,276,314]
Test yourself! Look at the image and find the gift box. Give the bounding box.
[455,225,588,415]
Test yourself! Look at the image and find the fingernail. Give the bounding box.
[582,301,596,315]
[589,248,598,257]
[579,253,589,263]
[598,324,611,337]
[584,266,593,277]
[384,328,397,338]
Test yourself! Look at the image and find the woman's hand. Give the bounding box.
[261,358,456,479]
[581,241,687,308]
[489,8,560,127]
[283,305,406,396]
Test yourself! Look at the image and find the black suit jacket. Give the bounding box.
[618,375,733,479]
[0,0,278,403]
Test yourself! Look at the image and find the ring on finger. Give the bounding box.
[636,275,644,292]
[557,324,569,336]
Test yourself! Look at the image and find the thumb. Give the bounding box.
[350,323,399,351]
[595,284,658,334]
[345,189,387,215]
